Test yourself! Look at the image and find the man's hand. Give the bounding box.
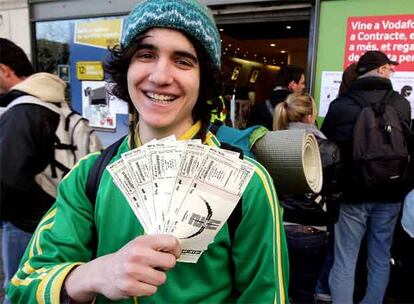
[64,235,181,301]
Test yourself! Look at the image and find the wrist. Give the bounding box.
[64,258,104,302]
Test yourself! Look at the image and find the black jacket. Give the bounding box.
[321,76,411,203]
[0,90,59,232]
[247,89,290,130]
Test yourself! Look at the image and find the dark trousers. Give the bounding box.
[285,225,327,304]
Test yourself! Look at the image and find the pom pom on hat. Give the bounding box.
[122,0,221,70]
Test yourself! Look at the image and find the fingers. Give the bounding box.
[147,250,177,270]
[144,235,182,259]
[120,280,158,298]
[127,235,180,270]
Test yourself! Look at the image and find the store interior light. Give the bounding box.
[219,28,224,32]
[281,50,286,53]
[286,25,292,29]
[270,43,276,47]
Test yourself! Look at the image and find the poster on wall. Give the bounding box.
[390,72,414,117]
[343,14,414,114]
[319,71,342,117]
[344,14,414,70]
[81,81,128,130]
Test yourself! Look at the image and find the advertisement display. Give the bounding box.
[344,14,414,70]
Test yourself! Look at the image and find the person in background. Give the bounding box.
[6,0,289,303]
[0,39,64,303]
[314,61,358,303]
[337,63,358,97]
[322,50,411,304]
[248,65,305,130]
[273,94,341,303]
[0,39,33,95]
[402,189,414,238]
[400,85,412,99]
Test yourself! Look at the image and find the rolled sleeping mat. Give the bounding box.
[252,129,323,196]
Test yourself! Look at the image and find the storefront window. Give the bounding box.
[34,17,120,101]
[35,20,71,73]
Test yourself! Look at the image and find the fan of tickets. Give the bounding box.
[107,136,255,263]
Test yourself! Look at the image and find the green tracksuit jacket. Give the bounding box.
[7,123,289,303]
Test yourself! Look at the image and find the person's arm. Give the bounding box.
[232,157,289,303]
[6,154,181,303]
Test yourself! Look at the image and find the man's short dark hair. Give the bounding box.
[275,65,304,87]
[0,38,34,77]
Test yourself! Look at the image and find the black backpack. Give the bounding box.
[351,90,410,191]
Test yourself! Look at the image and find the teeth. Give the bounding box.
[147,92,175,104]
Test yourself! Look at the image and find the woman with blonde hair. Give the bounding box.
[273,93,317,131]
[274,93,341,303]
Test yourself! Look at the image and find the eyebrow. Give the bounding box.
[136,43,198,64]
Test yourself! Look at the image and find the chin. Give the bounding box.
[143,117,174,129]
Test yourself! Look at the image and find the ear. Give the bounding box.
[287,80,297,91]
[0,63,13,77]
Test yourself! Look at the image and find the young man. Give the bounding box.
[248,65,305,130]
[7,1,289,303]
[322,50,411,303]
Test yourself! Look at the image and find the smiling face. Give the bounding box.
[127,28,200,141]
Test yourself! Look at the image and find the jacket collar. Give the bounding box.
[350,76,393,92]
[0,90,30,107]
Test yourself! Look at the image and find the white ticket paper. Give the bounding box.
[107,137,255,263]
[107,158,151,233]
[147,142,185,234]
[171,147,255,263]
[121,146,156,234]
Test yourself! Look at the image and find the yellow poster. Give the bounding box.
[75,19,122,49]
[76,61,104,81]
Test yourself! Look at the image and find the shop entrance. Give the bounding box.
[212,2,312,128]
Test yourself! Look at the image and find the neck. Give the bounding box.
[6,76,26,92]
[137,119,194,145]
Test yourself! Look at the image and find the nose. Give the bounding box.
[148,58,173,86]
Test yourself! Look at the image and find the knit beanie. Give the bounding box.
[121,0,221,70]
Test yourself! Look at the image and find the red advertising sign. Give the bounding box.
[344,15,414,71]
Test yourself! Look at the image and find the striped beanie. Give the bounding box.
[121,0,221,70]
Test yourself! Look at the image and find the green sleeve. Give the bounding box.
[233,157,289,304]
[6,153,99,304]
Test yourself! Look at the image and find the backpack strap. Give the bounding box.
[85,135,126,205]
[5,96,71,178]
[86,136,125,257]
[65,111,78,131]
[265,99,275,116]
[6,95,61,114]
[209,119,223,135]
